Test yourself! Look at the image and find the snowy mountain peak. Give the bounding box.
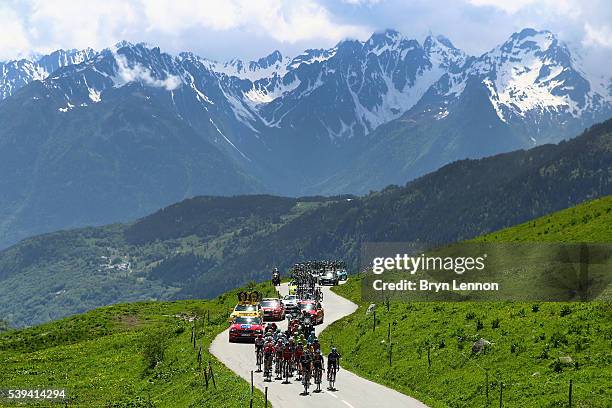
[252,50,283,70]
[424,34,467,70]
[427,27,612,138]
[0,47,96,100]
[368,28,402,44]
[1,28,610,151]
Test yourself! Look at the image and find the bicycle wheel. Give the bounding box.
[302,371,310,394]
[328,366,336,390]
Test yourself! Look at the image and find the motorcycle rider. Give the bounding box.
[272,268,280,285]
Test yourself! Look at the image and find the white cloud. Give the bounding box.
[141,0,369,44]
[583,23,612,48]
[466,0,580,15]
[28,0,139,51]
[0,0,371,61]
[0,5,31,60]
[113,52,181,90]
[0,0,609,73]
[341,0,383,6]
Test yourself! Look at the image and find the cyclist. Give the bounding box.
[254,334,264,370]
[300,348,313,394]
[282,341,293,382]
[307,330,316,345]
[312,338,321,353]
[294,342,304,380]
[312,349,325,392]
[266,322,278,333]
[275,339,284,379]
[263,340,275,381]
[327,347,341,388]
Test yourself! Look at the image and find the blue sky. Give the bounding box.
[0,0,610,75]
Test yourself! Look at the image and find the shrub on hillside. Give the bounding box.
[142,329,171,369]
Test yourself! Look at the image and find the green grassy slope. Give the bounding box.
[0,282,280,407]
[321,196,612,408]
[474,195,612,243]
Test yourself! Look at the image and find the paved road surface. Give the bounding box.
[210,283,429,408]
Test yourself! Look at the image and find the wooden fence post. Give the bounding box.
[209,361,216,389]
[373,310,376,332]
[485,370,489,404]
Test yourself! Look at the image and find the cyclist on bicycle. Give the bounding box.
[300,348,313,389]
[313,349,324,369]
[312,338,320,353]
[263,340,275,377]
[327,347,341,374]
[307,330,316,345]
[264,341,275,358]
[281,341,293,380]
[295,342,304,378]
[255,334,264,356]
[275,339,284,361]
[312,349,324,391]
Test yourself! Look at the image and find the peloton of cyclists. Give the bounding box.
[249,260,346,394]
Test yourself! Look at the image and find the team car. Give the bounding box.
[229,303,263,320]
[288,281,298,295]
[260,298,286,321]
[282,294,299,312]
[228,316,264,342]
[319,271,339,286]
[298,300,324,325]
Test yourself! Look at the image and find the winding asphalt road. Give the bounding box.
[210,283,428,408]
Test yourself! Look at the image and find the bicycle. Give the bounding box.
[275,354,283,380]
[255,348,263,373]
[313,365,323,392]
[327,365,337,390]
[301,365,311,395]
[296,361,303,381]
[282,359,291,384]
[264,354,273,382]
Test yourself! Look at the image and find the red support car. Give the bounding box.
[228,316,264,342]
[298,300,324,325]
[260,298,286,321]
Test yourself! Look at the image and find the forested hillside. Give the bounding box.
[1,120,610,327]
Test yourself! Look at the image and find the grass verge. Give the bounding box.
[320,196,612,407]
[0,282,279,407]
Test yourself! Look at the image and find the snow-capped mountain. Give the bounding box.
[0,48,95,100]
[0,28,611,248]
[228,29,468,140]
[427,28,612,144]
